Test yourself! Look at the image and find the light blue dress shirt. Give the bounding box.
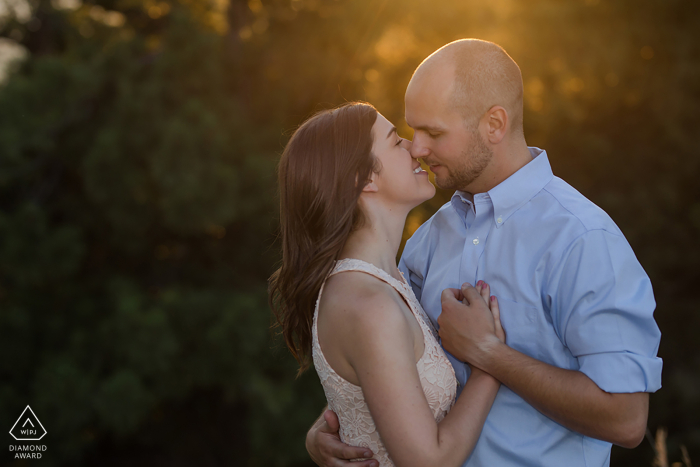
[398,147,662,467]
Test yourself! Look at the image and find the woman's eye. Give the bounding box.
[395,138,404,146]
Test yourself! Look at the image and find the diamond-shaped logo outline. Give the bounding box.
[9,406,47,441]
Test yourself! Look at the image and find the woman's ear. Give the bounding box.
[362,178,378,193]
[356,173,379,193]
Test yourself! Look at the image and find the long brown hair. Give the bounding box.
[268,102,379,376]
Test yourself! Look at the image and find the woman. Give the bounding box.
[269,102,504,467]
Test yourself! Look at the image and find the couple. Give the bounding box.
[269,39,662,467]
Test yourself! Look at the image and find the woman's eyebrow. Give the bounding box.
[386,126,397,139]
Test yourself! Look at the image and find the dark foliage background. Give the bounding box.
[0,0,697,465]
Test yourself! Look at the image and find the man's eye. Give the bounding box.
[428,132,439,138]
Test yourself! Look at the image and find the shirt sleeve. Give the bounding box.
[399,246,424,302]
[547,229,662,393]
[398,224,430,303]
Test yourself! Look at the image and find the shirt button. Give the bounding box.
[497,216,503,224]
[473,238,479,245]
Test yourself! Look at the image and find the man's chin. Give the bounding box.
[433,176,455,191]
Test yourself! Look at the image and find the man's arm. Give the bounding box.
[306,407,378,467]
[438,282,650,448]
[480,340,648,448]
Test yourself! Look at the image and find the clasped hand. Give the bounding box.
[437,281,506,369]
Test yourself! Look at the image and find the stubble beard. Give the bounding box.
[435,130,493,192]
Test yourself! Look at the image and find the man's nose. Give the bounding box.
[410,138,430,159]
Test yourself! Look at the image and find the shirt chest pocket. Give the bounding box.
[497,298,545,360]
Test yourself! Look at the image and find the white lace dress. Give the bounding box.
[312,258,458,466]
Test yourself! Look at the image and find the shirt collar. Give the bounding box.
[450,147,553,228]
[488,147,553,227]
[450,191,471,220]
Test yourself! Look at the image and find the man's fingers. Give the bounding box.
[459,282,472,304]
[332,459,378,467]
[349,461,379,467]
[323,436,376,464]
[328,440,374,462]
[322,409,340,433]
[309,410,377,467]
[441,287,463,304]
[336,444,375,463]
[460,282,482,305]
[318,432,375,463]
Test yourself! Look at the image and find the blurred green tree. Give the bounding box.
[0,0,332,465]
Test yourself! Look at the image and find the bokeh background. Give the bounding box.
[0,0,698,465]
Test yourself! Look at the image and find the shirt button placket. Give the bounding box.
[461,201,491,287]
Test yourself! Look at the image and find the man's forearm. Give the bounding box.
[472,341,648,448]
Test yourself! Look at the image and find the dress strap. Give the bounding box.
[330,258,409,291]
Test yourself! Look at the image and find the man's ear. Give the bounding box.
[484,105,508,144]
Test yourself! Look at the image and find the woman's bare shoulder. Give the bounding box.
[320,271,407,330]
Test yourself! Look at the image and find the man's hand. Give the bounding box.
[438,281,504,365]
[306,409,378,467]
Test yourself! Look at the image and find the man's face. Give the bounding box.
[405,73,493,192]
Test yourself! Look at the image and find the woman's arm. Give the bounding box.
[335,281,501,467]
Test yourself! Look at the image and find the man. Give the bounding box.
[306,39,662,467]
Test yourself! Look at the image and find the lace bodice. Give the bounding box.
[312,258,458,466]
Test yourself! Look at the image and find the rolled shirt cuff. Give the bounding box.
[577,351,663,393]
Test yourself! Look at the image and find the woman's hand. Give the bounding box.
[473,281,505,344]
[463,282,505,380]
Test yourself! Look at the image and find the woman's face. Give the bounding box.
[367,113,436,208]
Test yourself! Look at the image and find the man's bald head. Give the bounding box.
[409,39,524,134]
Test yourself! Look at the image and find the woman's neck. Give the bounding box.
[339,202,408,281]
